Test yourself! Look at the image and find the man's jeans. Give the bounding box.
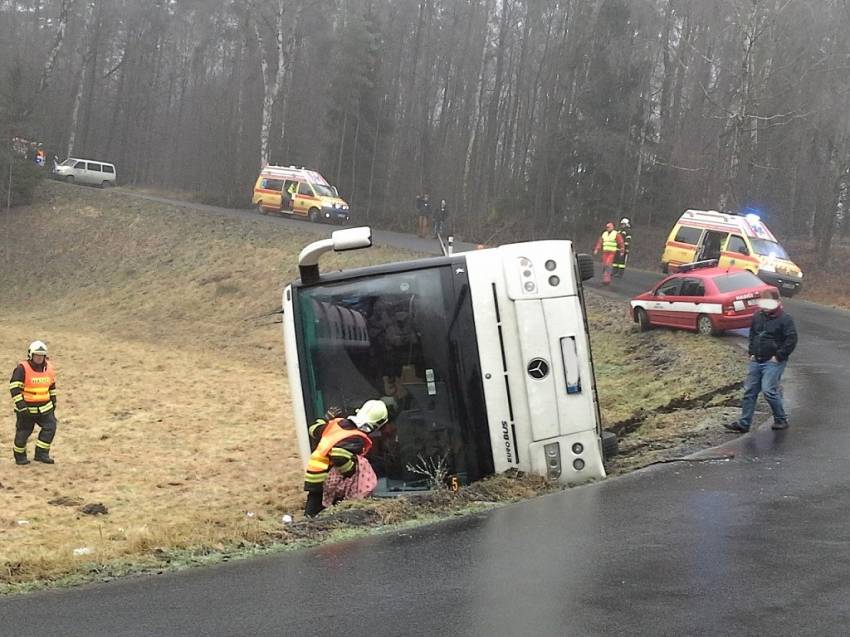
[739,359,787,429]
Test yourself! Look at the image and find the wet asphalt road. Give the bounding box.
[4,193,850,636]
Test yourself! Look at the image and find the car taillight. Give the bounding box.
[723,302,736,316]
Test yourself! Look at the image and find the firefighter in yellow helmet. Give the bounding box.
[9,341,57,465]
[303,399,389,517]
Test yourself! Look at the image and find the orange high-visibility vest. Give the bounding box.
[306,418,372,473]
[21,360,55,404]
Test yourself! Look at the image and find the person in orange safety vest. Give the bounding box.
[303,399,389,517]
[593,221,625,285]
[9,341,57,465]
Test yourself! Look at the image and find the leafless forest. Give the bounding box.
[2,0,849,252]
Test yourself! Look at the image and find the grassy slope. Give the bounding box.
[0,182,746,589]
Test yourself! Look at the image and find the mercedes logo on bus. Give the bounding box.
[527,358,550,380]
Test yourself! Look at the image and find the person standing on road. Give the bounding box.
[9,341,58,465]
[433,199,449,238]
[613,217,632,278]
[593,221,624,285]
[417,193,432,238]
[303,399,389,517]
[724,296,797,433]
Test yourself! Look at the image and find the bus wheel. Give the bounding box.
[256,202,266,214]
[601,430,618,458]
[308,207,320,223]
[697,314,719,336]
[635,308,651,332]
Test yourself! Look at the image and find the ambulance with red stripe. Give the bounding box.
[661,209,803,296]
[252,165,350,224]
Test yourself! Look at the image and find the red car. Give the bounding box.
[630,266,779,335]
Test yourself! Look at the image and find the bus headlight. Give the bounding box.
[544,442,562,479]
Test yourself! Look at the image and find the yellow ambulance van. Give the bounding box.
[661,209,803,296]
[252,165,350,224]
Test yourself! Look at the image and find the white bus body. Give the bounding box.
[283,233,605,492]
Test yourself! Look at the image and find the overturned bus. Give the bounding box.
[282,228,608,494]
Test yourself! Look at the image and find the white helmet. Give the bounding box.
[27,340,48,358]
[619,217,631,227]
[350,399,389,433]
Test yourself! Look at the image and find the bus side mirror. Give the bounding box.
[299,227,373,285]
[576,253,594,282]
[332,227,372,252]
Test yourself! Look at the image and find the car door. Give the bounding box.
[697,230,728,262]
[717,234,750,268]
[281,179,298,212]
[720,234,758,274]
[86,162,102,185]
[666,225,702,269]
[648,278,683,327]
[677,278,707,329]
[294,181,316,216]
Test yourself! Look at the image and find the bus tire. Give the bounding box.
[635,308,651,332]
[576,253,595,282]
[308,207,320,223]
[602,430,618,459]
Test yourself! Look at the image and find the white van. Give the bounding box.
[54,158,117,188]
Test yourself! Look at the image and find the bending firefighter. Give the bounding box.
[303,399,389,517]
[9,341,57,465]
[594,221,625,285]
[613,217,632,278]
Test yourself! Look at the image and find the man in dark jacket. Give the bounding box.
[724,296,797,433]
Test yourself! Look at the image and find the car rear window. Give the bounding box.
[713,271,763,293]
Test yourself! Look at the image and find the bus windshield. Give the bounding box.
[751,239,789,260]
[294,265,493,492]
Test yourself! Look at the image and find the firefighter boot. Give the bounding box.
[13,446,29,465]
[304,491,325,518]
[34,442,54,464]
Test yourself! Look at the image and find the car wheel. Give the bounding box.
[65,175,75,184]
[697,314,719,336]
[101,180,111,189]
[635,308,651,332]
[256,202,266,214]
[308,207,320,223]
[601,430,618,459]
